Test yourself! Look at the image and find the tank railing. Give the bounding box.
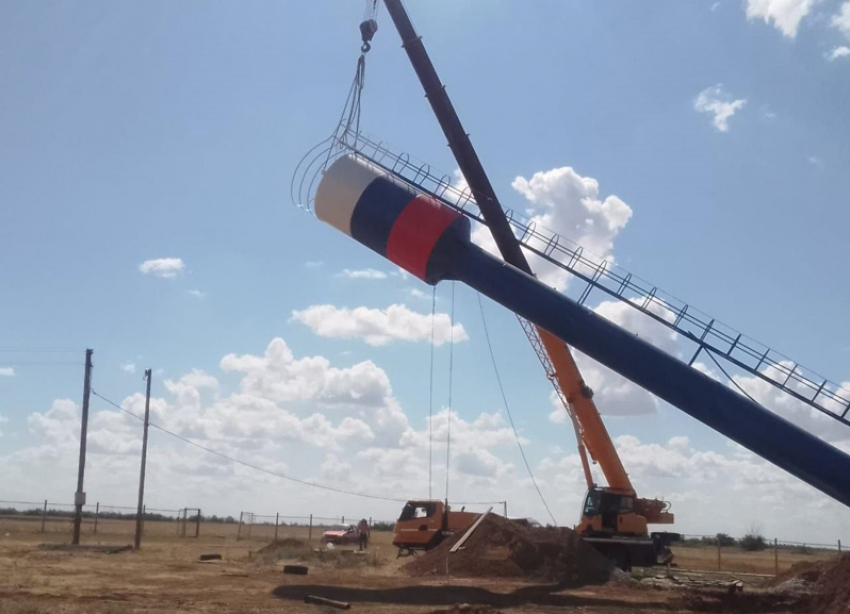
[291,131,850,429]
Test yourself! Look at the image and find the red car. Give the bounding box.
[322,524,359,546]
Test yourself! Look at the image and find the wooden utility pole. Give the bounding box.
[72,349,94,545]
[133,369,152,550]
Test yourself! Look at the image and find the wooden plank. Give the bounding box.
[450,506,492,553]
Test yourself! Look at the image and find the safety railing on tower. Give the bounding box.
[292,131,850,431]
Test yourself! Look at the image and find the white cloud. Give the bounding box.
[291,304,468,347]
[471,166,632,291]
[408,288,433,301]
[337,268,388,280]
[833,2,850,39]
[827,45,850,60]
[120,362,136,374]
[808,155,824,167]
[188,289,207,298]
[694,85,747,132]
[0,367,15,377]
[139,257,185,279]
[711,1,721,11]
[746,0,818,38]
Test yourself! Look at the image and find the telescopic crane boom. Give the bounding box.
[381,0,674,558]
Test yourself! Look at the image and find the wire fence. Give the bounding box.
[0,499,187,539]
[678,533,846,576]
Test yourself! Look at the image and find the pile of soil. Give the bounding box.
[405,514,613,585]
[770,553,850,613]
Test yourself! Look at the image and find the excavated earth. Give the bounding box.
[405,515,614,586]
[770,553,850,613]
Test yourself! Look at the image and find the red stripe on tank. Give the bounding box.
[385,195,461,281]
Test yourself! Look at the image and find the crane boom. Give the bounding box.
[381,0,636,497]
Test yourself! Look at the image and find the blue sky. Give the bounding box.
[1,1,850,542]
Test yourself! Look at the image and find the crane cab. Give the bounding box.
[579,487,648,536]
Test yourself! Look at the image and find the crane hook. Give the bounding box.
[360,18,378,54]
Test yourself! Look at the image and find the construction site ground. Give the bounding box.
[0,519,842,614]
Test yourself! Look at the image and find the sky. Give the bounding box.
[1,0,850,543]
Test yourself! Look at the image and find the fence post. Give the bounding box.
[309,514,313,543]
[142,504,146,536]
[195,509,201,538]
[839,539,842,553]
[176,510,181,536]
[274,513,279,542]
[93,502,99,535]
[237,512,243,541]
[774,538,779,576]
[41,500,47,534]
[717,540,722,572]
[342,515,344,525]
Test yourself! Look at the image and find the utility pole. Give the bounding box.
[134,369,152,550]
[72,349,94,545]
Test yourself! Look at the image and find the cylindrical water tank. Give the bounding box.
[315,155,470,284]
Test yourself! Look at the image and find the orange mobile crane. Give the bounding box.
[380,0,677,569]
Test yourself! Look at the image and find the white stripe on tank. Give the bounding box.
[315,155,384,237]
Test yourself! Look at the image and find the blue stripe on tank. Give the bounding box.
[349,176,417,257]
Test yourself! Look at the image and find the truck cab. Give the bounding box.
[392,499,478,554]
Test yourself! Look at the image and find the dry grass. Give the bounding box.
[0,516,840,613]
[672,543,838,575]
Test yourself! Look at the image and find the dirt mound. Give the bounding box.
[770,554,850,613]
[405,515,612,585]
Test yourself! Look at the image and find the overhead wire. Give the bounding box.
[444,282,456,502]
[428,284,437,499]
[90,389,408,503]
[476,292,559,527]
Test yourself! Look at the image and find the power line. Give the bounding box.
[0,361,83,367]
[90,389,408,503]
[476,293,558,526]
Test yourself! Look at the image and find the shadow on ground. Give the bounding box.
[272,582,662,610]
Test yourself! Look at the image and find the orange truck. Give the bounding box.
[392,500,478,555]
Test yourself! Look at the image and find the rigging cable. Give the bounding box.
[90,389,408,503]
[477,293,559,526]
[445,281,455,502]
[703,348,763,406]
[428,284,437,499]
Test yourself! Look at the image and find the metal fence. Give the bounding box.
[234,512,380,543]
[0,499,185,538]
[679,533,845,575]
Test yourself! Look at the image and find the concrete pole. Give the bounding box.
[717,540,722,571]
[133,369,152,550]
[274,513,279,542]
[195,509,200,538]
[72,349,94,545]
[774,538,779,576]
[41,500,47,534]
[309,514,313,543]
[237,512,243,541]
[93,502,99,535]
